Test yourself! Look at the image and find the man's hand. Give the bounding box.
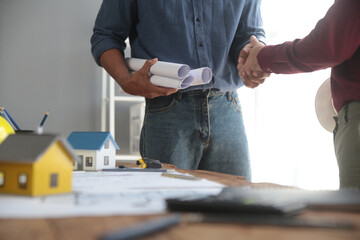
[100,49,177,99]
[119,58,178,99]
[237,42,253,72]
[237,36,270,88]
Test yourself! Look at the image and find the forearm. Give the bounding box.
[99,49,130,88]
[257,0,360,74]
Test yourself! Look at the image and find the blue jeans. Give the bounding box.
[140,89,251,180]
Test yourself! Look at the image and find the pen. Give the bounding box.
[161,173,201,181]
[37,110,49,134]
[0,107,20,130]
[0,108,16,130]
[40,110,50,127]
[99,214,181,240]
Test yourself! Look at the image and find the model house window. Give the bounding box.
[104,156,109,165]
[86,157,93,167]
[50,173,58,188]
[0,171,4,187]
[104,139,110,149]
[18,173,27,189]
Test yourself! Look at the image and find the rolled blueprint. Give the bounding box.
[126,58,190,79]
[188,67,212,86]
[126,58,213,89]
[150,75,194,89]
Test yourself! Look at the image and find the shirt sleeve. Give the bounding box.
[90,0,137,66]
[230,0,266,63]
[257,0,360,74]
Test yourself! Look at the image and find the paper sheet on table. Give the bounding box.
[0,171,224,218]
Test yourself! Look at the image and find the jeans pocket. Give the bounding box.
[146,94,177,113]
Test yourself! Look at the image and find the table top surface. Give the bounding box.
[1,164,359,240]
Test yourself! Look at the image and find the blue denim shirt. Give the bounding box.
[91,0,265,92]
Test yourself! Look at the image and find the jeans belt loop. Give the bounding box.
[227,91,233,101]
[176,92,183,101]
[205,89,211,98]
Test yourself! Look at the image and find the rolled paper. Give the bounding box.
[126,58,190,79]
[189,67,212,86]
[150,75,194,89]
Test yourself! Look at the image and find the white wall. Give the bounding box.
[0,0,131,153]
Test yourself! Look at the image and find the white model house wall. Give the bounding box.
[96,143,116,170]
[73,150,97,171]
[72,139,117,171]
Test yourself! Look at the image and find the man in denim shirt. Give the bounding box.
[91,0,266,179]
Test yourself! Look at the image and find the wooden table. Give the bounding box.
[1,166,359,240]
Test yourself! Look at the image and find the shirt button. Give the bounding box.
[199,42,203,47]
[196,17,200,22]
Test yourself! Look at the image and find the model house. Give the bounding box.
[0,134,77,196]
[0,115,15,144]
[67,132,119,171]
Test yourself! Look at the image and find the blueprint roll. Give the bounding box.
[189,67,212,86]
[150,75,194,89]
[126,58,190,79]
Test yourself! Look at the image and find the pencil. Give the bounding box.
[0,107,21,130]
[36,110,50,134]
[0,108,16,130]
[40,110,50,127]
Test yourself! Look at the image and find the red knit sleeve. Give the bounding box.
[257,0,360,74]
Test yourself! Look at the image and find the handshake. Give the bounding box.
[237,35,270,88]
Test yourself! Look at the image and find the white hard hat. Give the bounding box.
[315,78,338,132]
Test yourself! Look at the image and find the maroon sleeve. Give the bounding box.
[257,0,360,74]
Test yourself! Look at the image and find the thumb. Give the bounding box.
[141,58,158,74]
[238,43,251,65]
[250,35,260,45]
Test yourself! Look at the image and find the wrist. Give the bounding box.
[115,73,132,88]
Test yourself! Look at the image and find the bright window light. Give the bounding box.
[239,0,337,190]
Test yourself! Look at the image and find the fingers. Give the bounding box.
[239,69,266,89]
[144,58,158,70]
[139,58,158,76]
[250,35,260,45]
[140,58,178,98]
[146,87,178,99]
[253,71,270,80]
[237,43,252,71]
[238,36,268,89]
[120,58,180,98]
[242,76,260,89]
[239,35,261,70]
[238,37,259,76]
[141,80,178,99]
